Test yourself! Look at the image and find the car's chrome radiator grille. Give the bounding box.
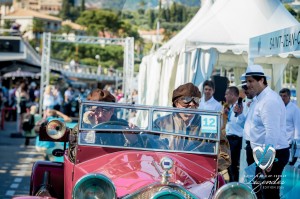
[123,184,197,199]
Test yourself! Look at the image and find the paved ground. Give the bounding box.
[0,121,44,198]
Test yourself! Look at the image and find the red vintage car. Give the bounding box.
[14,100,255,199]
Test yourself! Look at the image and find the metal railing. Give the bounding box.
[0,33,136,82]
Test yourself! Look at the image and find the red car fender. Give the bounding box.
[30,161,64,198]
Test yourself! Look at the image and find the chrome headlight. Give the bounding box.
[46,120,66,139]
[214,182,257,199]
[72,174,116,199]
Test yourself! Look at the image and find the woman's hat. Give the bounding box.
[87,89,116,102]
[172,83,201,107]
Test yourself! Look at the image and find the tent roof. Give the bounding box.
[159,0,299,55]
[160,0,214,51]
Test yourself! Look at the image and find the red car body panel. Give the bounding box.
[67,145,218,197]
[64,157,75,199]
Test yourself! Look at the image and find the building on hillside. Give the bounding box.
[12,0,62,15]
[62,20,87,36]
[290,0,300,11]
[39,0,62,15]
[0,0,12,5]
[138,28,165,44]
[2,8,61,40]
[0,0,13,18]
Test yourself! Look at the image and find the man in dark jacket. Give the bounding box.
[154,83,204,151]
[153,82,231,171]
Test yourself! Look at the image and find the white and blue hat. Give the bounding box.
[240,65,271,81]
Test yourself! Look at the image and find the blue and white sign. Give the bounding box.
[249,25,300,58]
[201,115,218,133]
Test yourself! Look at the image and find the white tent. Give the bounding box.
[138,0,300,107]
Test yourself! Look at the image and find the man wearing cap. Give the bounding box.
[199,80,222,112]
[154,83,231,171]
[279,88,300,165]
[243,65,289,199]
[154,83,203,151]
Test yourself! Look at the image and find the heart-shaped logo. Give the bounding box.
[253,146,276,170]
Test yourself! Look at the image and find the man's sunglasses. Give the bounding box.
[242,85,248,90]
[178,96,200,105]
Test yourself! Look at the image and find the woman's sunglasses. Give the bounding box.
[178,96,200,105]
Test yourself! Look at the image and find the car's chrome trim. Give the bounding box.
[122,182,199,199]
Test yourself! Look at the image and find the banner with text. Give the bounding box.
[249,25,300,59]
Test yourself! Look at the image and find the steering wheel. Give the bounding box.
[143,135,169,150]
[92,121,129,129]
[92,121,145,147]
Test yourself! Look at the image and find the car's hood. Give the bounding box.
[73,150,216,197]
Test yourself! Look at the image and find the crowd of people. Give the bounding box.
[225,65,299,199]
[0,64,299,199]
[77,64,299,199]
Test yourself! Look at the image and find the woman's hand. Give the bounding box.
[83,111,96,125]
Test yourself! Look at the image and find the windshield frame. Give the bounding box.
[78,100,221,155]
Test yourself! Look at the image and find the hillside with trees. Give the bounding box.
[49,0,200,72]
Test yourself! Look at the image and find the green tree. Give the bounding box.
[158,0,162,19]
[76,10,121,37]
[161,8,170,22]
[3,20,12,29]
[81,0,85,12]
[177,5,183,22]
[61,0,70,20]
[32,19,44,47]
[139,0,146,7]
[148,9,156,29]
[60,25,73,34]
[170,2,177,22]
[181,6,187,22]
[162,29,173,42]
[285,4,297,17]
[137,8,144,15]
[137,0,146,15]
[69,6,81,22]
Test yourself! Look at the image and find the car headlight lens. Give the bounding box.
[46,120,66,139]
[214,182,257,199]
[72,174,116,199]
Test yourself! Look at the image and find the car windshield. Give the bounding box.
[78,100,221,155]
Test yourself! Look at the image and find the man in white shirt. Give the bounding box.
[239,81,257,166]
[199,80,222,112]
[279,88,300,165]
[224,86,246,182]
[243,65,289,199]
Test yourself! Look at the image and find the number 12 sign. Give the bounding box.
[201,115,218,133]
